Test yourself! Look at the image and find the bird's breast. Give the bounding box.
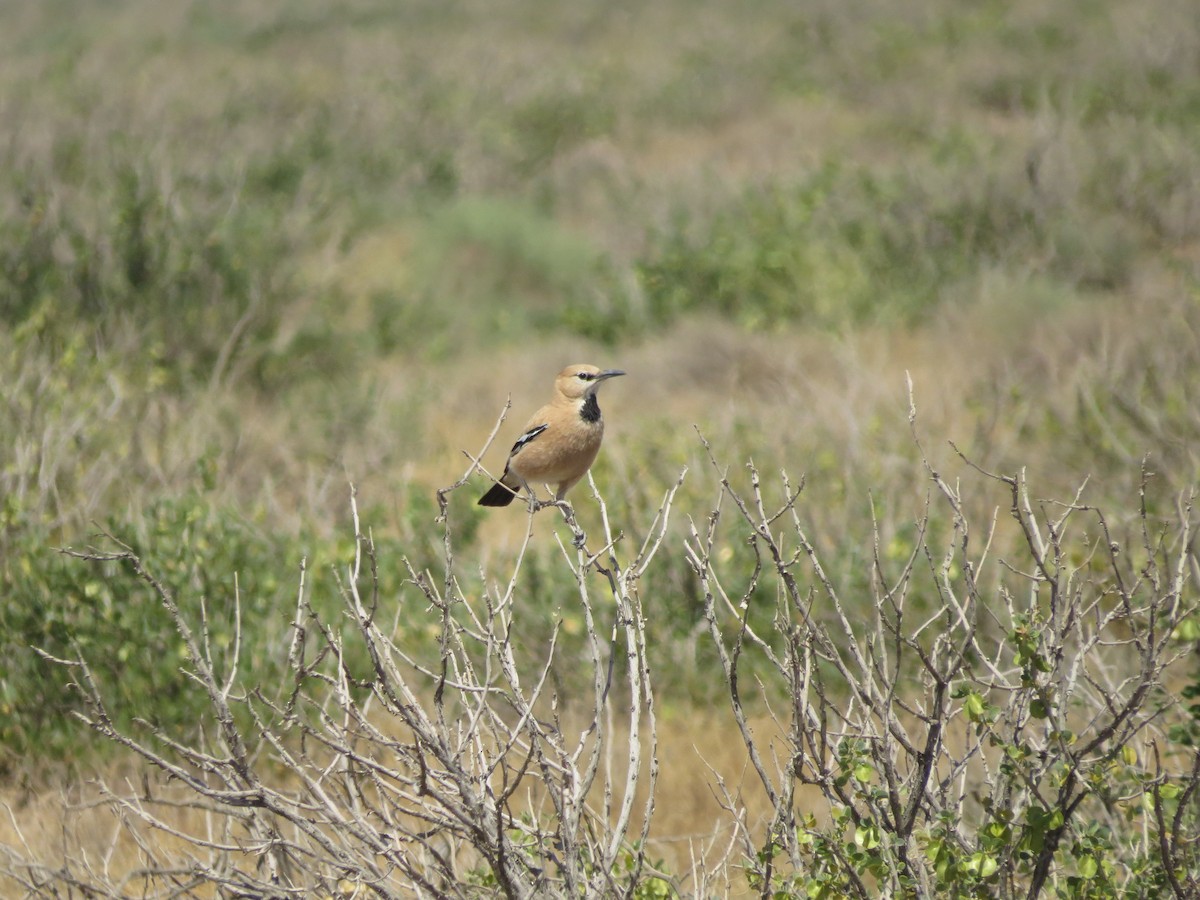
[508,416,603,483]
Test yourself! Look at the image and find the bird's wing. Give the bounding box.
[508,423,549,458]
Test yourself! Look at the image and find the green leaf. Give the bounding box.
[1172,619,1200,641]
[1158,783,1182,801]
[964,691,985,720]
[855,822,880,850]
[965,851,998,878]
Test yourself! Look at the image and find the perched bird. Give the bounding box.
[478,364,625,507]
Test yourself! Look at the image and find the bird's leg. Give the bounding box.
[528,483,560,513]
[506,475,530,504]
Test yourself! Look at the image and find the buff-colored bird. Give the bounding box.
[478,364,625,507]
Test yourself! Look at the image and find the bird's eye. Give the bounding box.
[577,372,593,380]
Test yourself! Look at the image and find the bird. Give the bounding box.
[478,364,625,507]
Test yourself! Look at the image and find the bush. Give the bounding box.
[2,426,1197,896]
[0,478,479,776]
[634,150,1145,336]
[0,155,298,391]
[3,478,674,897]
[688,435,1200,898]
[0,494,296,771]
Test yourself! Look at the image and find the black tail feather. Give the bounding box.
[478,481,519,507]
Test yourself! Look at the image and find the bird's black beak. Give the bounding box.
[595,369,626,381]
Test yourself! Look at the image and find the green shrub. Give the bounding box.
[0,467,489,776]
[0,496,293,771]
[633,148,1148,335]
[0,155,297,390]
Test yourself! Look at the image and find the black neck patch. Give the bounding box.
[580,393,602,423]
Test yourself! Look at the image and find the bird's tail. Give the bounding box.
[478,479,519,507]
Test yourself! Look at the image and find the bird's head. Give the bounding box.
[555,364,625,401]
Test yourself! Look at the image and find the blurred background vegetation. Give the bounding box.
[1,0,1198,783]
